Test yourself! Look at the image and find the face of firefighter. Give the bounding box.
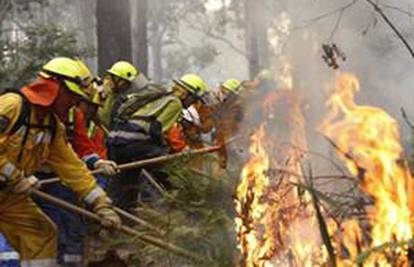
[52,84,82,120]
[173,84,198,108]
[104,74,130,94]
[219,86,231,99]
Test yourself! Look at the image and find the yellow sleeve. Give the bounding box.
[47,121,106,203]
[0,93,24,181]
[157,98,182,133]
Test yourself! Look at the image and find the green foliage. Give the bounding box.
[117,154,237,267]
[0,24,94,88]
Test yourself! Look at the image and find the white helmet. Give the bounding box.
[181,106,200,126]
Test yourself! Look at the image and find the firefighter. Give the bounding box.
[107,74,208,209]
[219,79,245,101]
[168,106,202,152]
[35,79,118,267]
[99,61,149,127]
[68,80,118,180]
[0,57,121,267]
[211,79,246,169]
[216,78,246,134]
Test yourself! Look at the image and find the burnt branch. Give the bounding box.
[401,107,414,131]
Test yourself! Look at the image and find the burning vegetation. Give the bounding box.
[234,72,414,267]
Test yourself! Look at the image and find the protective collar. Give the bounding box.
[21,77,60,107]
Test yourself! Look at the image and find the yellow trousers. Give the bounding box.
[0,192,57,266]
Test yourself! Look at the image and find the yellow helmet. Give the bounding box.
[175,74,208,98]
[106,61,138,82]
[40,57,92,98]
[221,78,243,95]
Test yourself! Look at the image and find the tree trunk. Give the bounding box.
[245,0,270,79]
[76,0,97,72]
[152,24,163,82]
[149,0,165,82]
[96,0,132,75]
[131,0,148,75]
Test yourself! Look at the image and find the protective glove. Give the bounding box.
[94,159,119,176]
[93,195,121,229]
[13,175,40,194]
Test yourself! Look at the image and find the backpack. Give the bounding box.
[110,83,170,125]
[0,89,57,163]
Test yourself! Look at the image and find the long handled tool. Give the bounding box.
[39,145,222,186]
[31,189,204,263]
[113,206,163,235]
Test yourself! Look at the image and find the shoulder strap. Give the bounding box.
[1,90,57,162]
[5,90,32,163]
[1,89,31,135]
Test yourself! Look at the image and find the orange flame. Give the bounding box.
[236,88,324,266]
[321,72,414,265]
[235,125,274,266]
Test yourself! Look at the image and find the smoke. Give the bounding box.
[252,0,414,173]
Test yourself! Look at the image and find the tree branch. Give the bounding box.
[365,0,414,59]
[382,4,414,18]
[296,0,357,28]
[184,19,247,58]
[401,107,414,130]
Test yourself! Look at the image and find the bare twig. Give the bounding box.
[401,107,414,130]
[280,142,348,176]
[141,169,167,196]
[323,135,366,181]
[307,167,337,267]
[296,0,357,29]
[382,4,414,18]
[329,7,345,40]
[365,0,414,58]
[183,17,247,57]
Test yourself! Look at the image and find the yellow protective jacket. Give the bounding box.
[0,93,105,203]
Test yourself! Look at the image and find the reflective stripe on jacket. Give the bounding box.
[108,95,182,146]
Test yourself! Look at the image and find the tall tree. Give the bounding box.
[131,0,148,75]
[75,0,97,71]
[245,0,270,78]
[96,0,132,74]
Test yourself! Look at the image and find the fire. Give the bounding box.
[236,71,414,266]
[234,125,273,266]
[320,72,414,265]
[235,85,323,266]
